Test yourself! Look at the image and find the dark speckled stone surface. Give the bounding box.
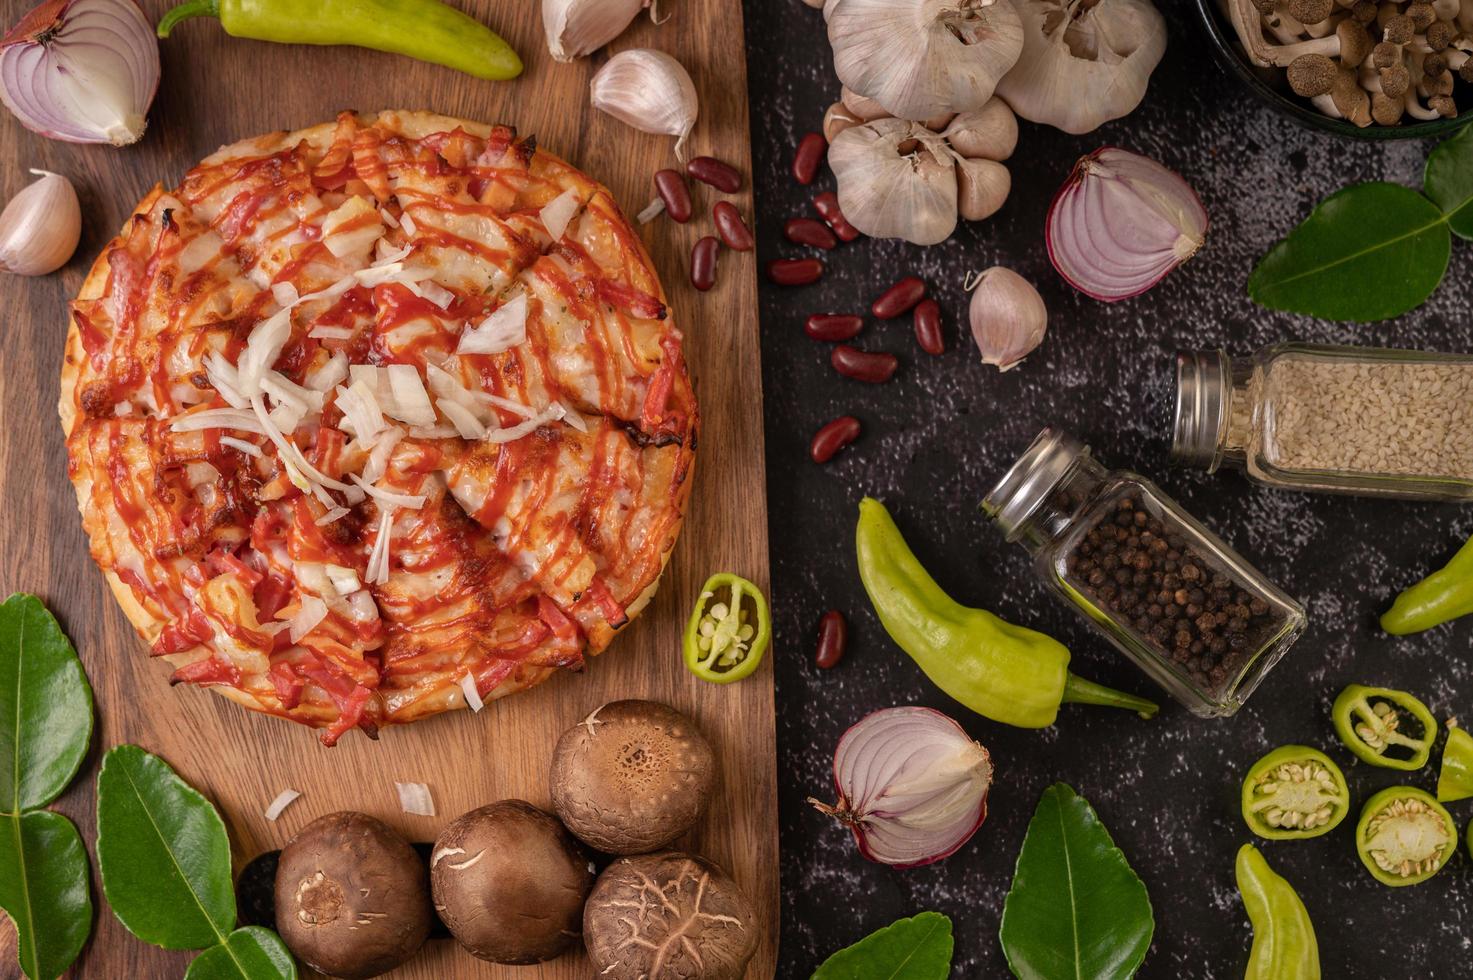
[745,2,1473,977]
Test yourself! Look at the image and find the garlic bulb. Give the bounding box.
[996,0,1167,134]
[967,266,1047,370]
[829,118,958,246]
[543,0,654,61]
[0,170,81,276]
[942,98,1018,160]
[955,157,1010,221]
[828,0,1025,120]
[589,49,699,159]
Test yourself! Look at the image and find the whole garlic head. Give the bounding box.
[828,0,1025,121]
[829,118,958,245]
[996,0,1167,134]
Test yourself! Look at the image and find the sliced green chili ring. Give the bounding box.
[1240,744,1350,840]
[1355,786,1457,887]
[1331,684,1436,771]
[1437,721,1473,803]
[683,573,770,684]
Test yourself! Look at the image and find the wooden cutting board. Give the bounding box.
[0,0,776,976]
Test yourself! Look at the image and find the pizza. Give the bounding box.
[58,110,697,746]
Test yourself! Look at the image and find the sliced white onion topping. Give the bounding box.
[219,436,262,457]
[395,781,435,817]
[457,293,528,355]
[308,325,355,340]
[315,506,350,526]
[305,351,349,393]
[438,399,487,439]
[366,507,395,585]
[334,380,387,444]
[170,408,264,434]
[271,282,300,308]
[325,564,362,596]
[485,402,566,443]
[386,364,436,426]
[350,474,427,509]
[264,788,301,821]
[539,189,580,242]
[204,352,249,410]
[460,672,485,712]
[237,308,292,396]
[399,211,419,238]
[288,595,328,643]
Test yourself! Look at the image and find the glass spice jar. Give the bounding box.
[983,428,1306,718]
[1173,343,1473,500]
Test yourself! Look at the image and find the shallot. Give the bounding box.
[809,706,992,867]
[1046,147,1207,302]
[0,0,160,146]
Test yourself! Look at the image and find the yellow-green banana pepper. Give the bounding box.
[1235,844,1320,980]
[855,497,1157,729]
[1382,534,1473,635]
[1438,721,1473,802]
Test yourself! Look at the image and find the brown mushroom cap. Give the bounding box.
[1382,13,1414,44]
[1289,0,1334,23]
[1336,20,1373,67]
[1288,53,1340,95]
[430,800,593,964]
[274,811,431,980]
[1405,1,1436,31]
[550,700,717,855]
[1372,91,1406,124]
[584,852,758,980]
[1379,62,1412,98]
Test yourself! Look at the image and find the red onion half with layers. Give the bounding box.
[1046,146,1207,302]
[809,706,993,868]
[0,0,160,146]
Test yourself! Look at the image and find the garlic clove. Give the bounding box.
[829,118,958,246]
[996,0,1167,135]
[942,97,1018,161]
[955,157,1010,221]
[0,170,81,277]
[589,49,699,160]
[823,101,868,142]
[828,0,1024,121]
[543,0,648,61]
[923,111,956,132]
[840,86,891,122]
[967,266,1047,371]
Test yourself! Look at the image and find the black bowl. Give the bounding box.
[1194,0,1473,140]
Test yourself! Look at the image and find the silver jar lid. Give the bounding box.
[1172,349,1230,471]
[983,427,1085,540]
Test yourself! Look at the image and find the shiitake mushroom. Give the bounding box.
[550,699,717,854]
[584,851,758,979]
[274,811,431,979]
[430,800,594,964]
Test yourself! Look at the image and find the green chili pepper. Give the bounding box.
[156,0,523,81]
[1240,745,1350,841]
[1355,786,1457,887]
[1332,684,1436,771]
[855,497,1158,729]
[1381,534,1473,635]
[682,573,770,684]
[1235,844,1320,980]
[1436,721,1473,803]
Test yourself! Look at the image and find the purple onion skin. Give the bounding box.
[1045,146,1208,303]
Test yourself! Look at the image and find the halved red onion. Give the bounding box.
[1046,147,1207,303]
[809,706,993,868]
[0,0,160,146]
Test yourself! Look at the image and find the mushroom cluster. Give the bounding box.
[824,87,1019,245]
[1227,0,1473,125]
[267,700,757,978]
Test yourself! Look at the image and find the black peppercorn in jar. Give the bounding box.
[984,428,1306,718]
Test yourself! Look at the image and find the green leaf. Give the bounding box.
[0,810,93,980]
[1425,124,1473,240]
[999,784,1153,980]
[812,911,953,979]
[1248,182,1450,322]
[184,927,297,980]
[0,593,94,813]
[96,744,236,950]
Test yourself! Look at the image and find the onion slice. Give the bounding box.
[1046,146,1207,303]
[808,706,992,868]
[264,788,301,821]
[395,780,435,817]
[0,0,161,146]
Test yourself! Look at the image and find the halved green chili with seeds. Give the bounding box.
[1437,720,1473,803]
[683,573,770,684]
[1241,745,1349,840]
[1355,786,1457,887]
[1332,684,1436,771]
[1235,844,1320,980]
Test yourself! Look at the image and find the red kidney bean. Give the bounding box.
[792,132,826,186]
[805,313,863,342]
[812,191,861,242]
[712,202,754,251]
[784,218,838,250]
[831,345,898,383]
[653,169,692,223]
[686,155,742,193]
[871,276,926,319]
[815,610,847,669]
[913,299,944,356]
[690,236,719,292]
[810,415,861,463]
[767,258,824,286]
